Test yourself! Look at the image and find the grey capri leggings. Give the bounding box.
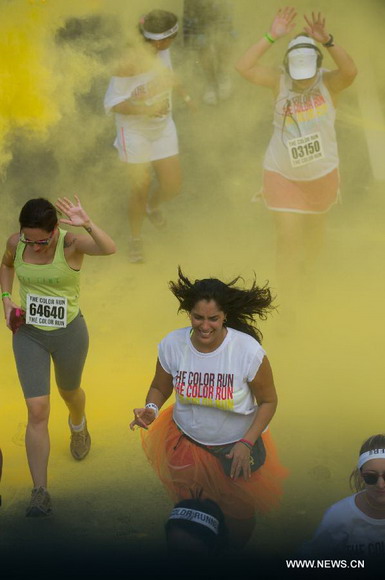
[12,312,89,399]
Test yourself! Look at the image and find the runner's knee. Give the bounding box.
[26,399,50,425]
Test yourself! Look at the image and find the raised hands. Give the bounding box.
[55,195,91,228]
[270,6,297,40]
[304,12,330,44]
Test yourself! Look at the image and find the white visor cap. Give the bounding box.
[287,36,318,80]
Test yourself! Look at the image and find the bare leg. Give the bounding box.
[302,212,327,269]
[273,211,305,305]
[216,37,233,79]
[151,155,182,208]
[25,395,50,488]
[58,387,86,426]
[127,163,152,238]
[274,210,327,308]
[198,44,217,85]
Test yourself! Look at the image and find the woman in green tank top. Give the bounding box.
[0,196,116,517]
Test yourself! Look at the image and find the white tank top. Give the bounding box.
[263,70,338,180]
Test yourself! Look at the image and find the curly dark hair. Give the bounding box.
[349,434,385,492]
[169,267,275,343]
[19,198,58,232]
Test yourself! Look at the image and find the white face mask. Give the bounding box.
[288,50,318,80]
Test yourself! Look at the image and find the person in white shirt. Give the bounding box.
[104,10,185,263]
[130,268,287,547]
[236,7,357,305]
[304,434,385,558]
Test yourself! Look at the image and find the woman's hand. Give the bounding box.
[303,12,330,44]
[225,442,252,480]
[56,195,91,228]
[270,6,297,40]
[3,298,20,330]
[129,407,157,431]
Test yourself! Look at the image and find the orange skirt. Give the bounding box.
[262,168,340,213]
[141,405,288,520]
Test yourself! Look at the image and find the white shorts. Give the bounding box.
[114,117,179,164]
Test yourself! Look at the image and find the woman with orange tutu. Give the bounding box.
[130,268,287,547]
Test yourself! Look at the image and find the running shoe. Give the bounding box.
[69,418,91,460]
[202,87,218,105]
[146,207,167,230]
[26,486,53,517]
[128,237,144,263]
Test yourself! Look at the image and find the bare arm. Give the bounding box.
[110,58,175,117]
[0,235,21,328]
[243,356,278,443]
[235,6,297,89]
[226,356,278,480]
[111,99,169,117]
[304,12,357,94]
[130,359,174,430]
[55,196,116,256]
[322,44,357,94]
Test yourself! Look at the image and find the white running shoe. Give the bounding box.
[203,87,218,106]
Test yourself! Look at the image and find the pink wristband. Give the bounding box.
[239,438,254,448]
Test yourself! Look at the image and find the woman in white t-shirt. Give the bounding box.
[236,8,357,304]
[304,434,385,558]
[130,268,287,547]
[104,10,189,263]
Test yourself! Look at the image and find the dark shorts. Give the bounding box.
[12,312,89,399]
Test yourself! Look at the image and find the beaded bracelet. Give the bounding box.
[145,402,159,418]
[1,292,11,300]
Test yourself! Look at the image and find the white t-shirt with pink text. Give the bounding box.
[158,327,266,445]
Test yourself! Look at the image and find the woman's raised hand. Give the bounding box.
[270,6,297,40]
[56,195,91,228]
[303,12,330,44]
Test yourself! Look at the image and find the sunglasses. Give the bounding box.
[19,229,55,246]
[362,472,385,485]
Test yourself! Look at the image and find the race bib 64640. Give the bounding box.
[26,294,67,328]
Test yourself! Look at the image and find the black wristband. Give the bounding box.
[323,34,334,47]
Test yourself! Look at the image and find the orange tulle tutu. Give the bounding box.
[142,405,288,520]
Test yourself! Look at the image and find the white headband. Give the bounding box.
[168,508,219,535]
[142,23,178,41]
[358,449,385,469]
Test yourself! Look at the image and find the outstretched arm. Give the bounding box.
[130,359,174,430]
[0,235,21,329]
[235,6,297,89]
[304,12,357,93]
[55,196,116,256]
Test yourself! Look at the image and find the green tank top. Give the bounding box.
[14,228,80,331]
